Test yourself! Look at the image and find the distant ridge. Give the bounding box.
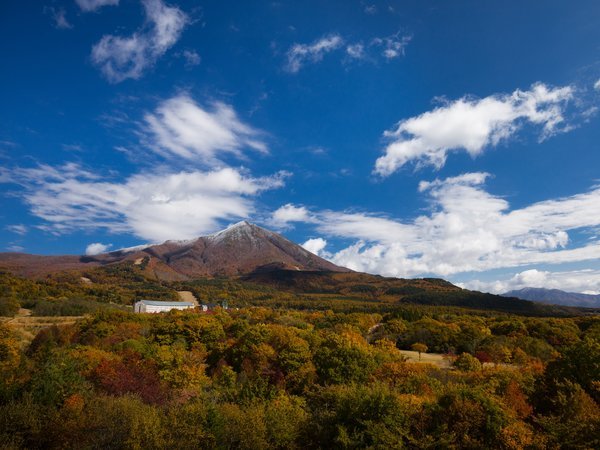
[0,221,350,280]
[502,287,600,308]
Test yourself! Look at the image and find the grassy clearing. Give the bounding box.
[1,315,85,348]
[399,350,453,368]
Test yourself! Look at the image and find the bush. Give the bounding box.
[454,352,482,371]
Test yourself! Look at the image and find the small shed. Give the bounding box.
[200,300,229,311]
[134,300,195,314]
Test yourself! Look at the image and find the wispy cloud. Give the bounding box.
[372,32,411,59]
[363,5,377,15]
[285,31,411,71]
[285,34,344,73]
[181,49,201,67]
[1,164,289,242]
[346,43,366,60]
[374,83,574,176]
[75,0,119,12]
[5,224,27,235]
[46,7,73,29]
[91,0,188,83]
[142,94,268,165]
[272,172,600,278]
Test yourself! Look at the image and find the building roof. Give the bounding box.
[135,300,195,307]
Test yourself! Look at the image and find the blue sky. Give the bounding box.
[2,0,600,293]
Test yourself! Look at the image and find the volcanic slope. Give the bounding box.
[0,221,349,280]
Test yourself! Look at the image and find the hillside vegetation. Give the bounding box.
[1,263,598,448]
[0,304,598,449]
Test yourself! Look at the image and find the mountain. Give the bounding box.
[0,222,589,317]
[502,287,600,308]
[244,269,583,316]
[0,221,349,280]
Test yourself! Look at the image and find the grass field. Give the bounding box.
[1,312,84,348]
[399,350,453,368]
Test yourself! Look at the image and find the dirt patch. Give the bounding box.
[177,291,198,306]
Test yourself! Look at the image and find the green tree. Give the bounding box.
[313,331,377,384]
[306,383,417,448]
[0,285,19,317]
[425,388,509,448]
[453,352,482,371]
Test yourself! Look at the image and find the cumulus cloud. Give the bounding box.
[273,173,600,278]
[1,164,288,242]
[75,0,119,12]
[142,94,267,164]
[460,268,600,295]
[85,242,112,255]
[374,83,574,176]
[91,0,188,83]
[285,34,344,73]
[270,204,312,228]
[302,237,328,256]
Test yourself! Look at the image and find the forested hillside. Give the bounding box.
[1,264,598,448]
[0,302,599,447]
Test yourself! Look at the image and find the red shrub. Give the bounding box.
[92,351,168,405]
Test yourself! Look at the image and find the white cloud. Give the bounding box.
[372,33,411,59]
[285,31,411,71]
[460,268,600,295]
[47,7,73,29]
[6,224,27,235]
[85,242,112,255]
[271,204,312,228]
[374,83,574,176]
[181,49,201,67]
[364,5,377,15]
[276,173,600,278]
[285,34,344,73]
[75,0,119,12]
[595,79,600,91]
[6,245,24,253]
[302,238,327,256]
[346,43,366,60]
[91,0,188,83]
[142,94,267,164]
[2,164,288,242]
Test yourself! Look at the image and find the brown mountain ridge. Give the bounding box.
[0,221,350,280]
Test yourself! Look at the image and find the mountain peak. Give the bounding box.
[503,287,600,308]
[138,220,349,278]
[0,221,350,279]
[207,220,269,242]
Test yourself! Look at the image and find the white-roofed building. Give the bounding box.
[134,300,196,314]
